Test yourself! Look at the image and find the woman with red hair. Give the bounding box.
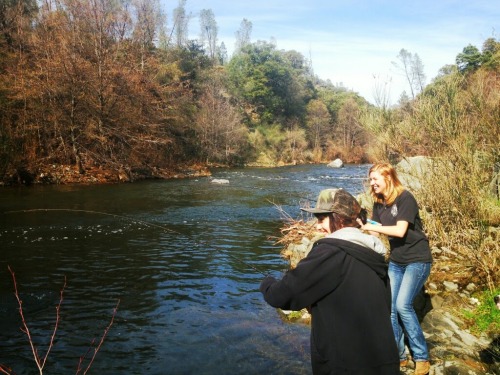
[358,163,433,375]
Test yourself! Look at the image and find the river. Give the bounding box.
[0,164,371,375]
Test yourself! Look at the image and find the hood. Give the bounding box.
[314,237,388,279]
[326,227,387,256]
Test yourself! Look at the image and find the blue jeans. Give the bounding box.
[388,261,431,362]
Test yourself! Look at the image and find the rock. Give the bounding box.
[428,283,438,291]
[211,178,229,184]
[327,158,344,168]
[396,156,435,191]
[278,309,311,324]
[417,302,499,375]
[466,283,477,292]
[279,292,500,375]
[443,281,459,292]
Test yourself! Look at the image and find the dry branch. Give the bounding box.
[3,267,119,375]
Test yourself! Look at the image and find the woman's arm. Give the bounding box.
[357,220,409,238]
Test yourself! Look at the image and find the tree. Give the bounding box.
[412,53,426,93]
[172,0,189,47]
[227,41,312,126]
[174,40,211,81]
[0,0,39,178]
[234,18,252,53]
[393,49,414,98]
[217,41,228,65]
[392,48,426,99]
[0,0,38,46]
[480,37,500,70]
[281,118,308,163]
[456,44,482,73]
[199,8,217,61]
[335,98,364,150]
[195,68,248,165]
[482,37,500,55]
[397,91,411,107]
[436,64,457,78]
[131,0,163,71]
[1,0,194,179]
[371,74,392,109]
[305,99,330,160]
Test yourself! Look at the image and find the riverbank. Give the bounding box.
[1,163,212,186]
[0,159,328,186]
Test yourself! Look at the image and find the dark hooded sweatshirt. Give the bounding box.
[260,238,399,375]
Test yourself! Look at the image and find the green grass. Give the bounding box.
[462,289,500,335]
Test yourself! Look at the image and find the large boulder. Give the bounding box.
[396,156,434,191]
[327,158,344,168]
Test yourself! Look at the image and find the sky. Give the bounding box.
[161,0,499,105]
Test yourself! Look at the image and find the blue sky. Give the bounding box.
[162,0,499,105]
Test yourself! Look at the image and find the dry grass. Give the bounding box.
[270,203,321,268]
[413,155,500,291]
[361,67,500,293]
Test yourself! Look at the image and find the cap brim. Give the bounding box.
[300,208,333,214]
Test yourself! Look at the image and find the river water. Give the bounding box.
[0,164,370,375]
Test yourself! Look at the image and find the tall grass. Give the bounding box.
[362,68,500,292]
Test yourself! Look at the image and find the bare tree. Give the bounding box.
[392,48,426,99]
[131,0,163,71]
[412,53,426,93]
[172,0,189,47]
[195,68,247,165]
[336,98,364,150]
[305,99,331,161]
[282,118,308,164]
[235,18,252,53]
[0,267,119,375]
[218,41,228,65]
[199,8,217,61]
[393,49,414,98]
[372,74,392,108]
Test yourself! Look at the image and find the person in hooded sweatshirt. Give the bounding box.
[260,188,399,375]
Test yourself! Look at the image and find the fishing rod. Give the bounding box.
[3,208,273,277]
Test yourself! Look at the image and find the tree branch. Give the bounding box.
[76,299,120,375]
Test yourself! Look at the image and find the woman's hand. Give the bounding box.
[356,219,380,236]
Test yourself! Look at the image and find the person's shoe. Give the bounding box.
[414,361,430,375]
[400,359,408,368]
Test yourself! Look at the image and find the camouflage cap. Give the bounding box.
[301,188,361,219]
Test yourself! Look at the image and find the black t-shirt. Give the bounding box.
[372,190,432,264]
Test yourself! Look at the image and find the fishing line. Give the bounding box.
[3,208,180,234]
[2,208,273,277]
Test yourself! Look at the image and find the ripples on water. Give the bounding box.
[0,164,370,374]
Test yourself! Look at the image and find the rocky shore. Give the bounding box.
[416,294,500,375]
[280,236,500,375]
[1,163,211,186]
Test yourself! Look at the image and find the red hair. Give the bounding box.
[369,163,405,205]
